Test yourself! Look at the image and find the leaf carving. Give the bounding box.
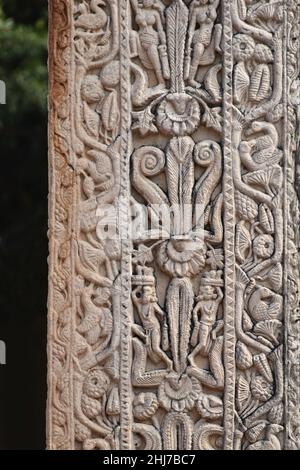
[236,221,252,263]
[202,107,222,133]
[166,0,188,93]
[249,64,270,102]
[132,108,158,136]
[234,62,250,104]
[166,136,194,207]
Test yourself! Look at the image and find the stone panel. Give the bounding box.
[47,0,300,450]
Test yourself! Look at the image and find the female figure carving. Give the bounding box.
[131,0,169,86]
[185,0,221,86]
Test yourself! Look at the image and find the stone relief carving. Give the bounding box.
[48,0,300,450]
[231,1,285,450]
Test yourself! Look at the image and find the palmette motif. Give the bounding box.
[48,0,300,450]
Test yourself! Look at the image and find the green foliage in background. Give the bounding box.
[1,0,47,25]
[0,1,48,449]
[0,1,47,126]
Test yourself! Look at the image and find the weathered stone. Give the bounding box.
[47,0,300,450]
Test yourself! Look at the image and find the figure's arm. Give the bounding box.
[191,303,201,347]
[154,303,165,318]
[155,13,166,44]
[193,303,201,325]
[132,324,147,341]
[186,11,197,49]
[216,287,224,301]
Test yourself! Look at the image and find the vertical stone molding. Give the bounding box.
[48,0,300,450]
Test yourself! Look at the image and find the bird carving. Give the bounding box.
[248,285,282,322]
[239,121,282,171]
[75,0,108,31]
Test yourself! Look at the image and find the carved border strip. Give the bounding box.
[47,0,74,450]
[119,0,133,451]
[222,0,236,450]
[283,0,288,449]
[283,0,289,449]
[285,0,300,450]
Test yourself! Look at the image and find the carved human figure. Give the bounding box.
[131,0,168,86]
[190,273,223,357]
[132,282,172,370]
[185,0,221,87]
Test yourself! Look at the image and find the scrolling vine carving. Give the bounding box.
[48,0,300,450]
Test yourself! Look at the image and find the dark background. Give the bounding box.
[0,1,48,449]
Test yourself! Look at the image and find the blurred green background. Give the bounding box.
[0,0,48,449]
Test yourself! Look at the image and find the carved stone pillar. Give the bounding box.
[48,0,300,450]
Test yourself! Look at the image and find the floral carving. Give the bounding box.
[158,373,202,412]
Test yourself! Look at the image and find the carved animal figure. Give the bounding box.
[75,0,108,31]
[248,285,282,322]
[240,121,281,170]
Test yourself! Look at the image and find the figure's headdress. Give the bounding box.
[201,269,223,287]
[132,265,156,286]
